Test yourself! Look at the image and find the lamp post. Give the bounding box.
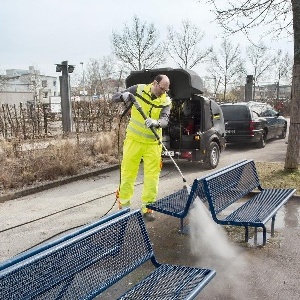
[55,60,75,134]
[80,62,86,101]
[245,75,254,102]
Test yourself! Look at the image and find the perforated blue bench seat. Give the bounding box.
[203,159,296,245]
[0,209,216,299]
[223,188,294,225]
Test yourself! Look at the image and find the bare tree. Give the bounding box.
[208,38,245,102]
[206,0,292,37]
[83,57,121,100]
[205,0,299,171]
[166,19,212,69]
[269,50,293,107]
[246,42,274,100]
[70,70,82,98]
[99,56,116,79]
[111,15,166,70]
[272,50,293,84]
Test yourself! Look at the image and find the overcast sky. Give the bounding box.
[0,0,293,79]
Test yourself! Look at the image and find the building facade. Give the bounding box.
[0,66,60,106]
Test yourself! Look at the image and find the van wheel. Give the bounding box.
[256,131,267,148]
[204,142,220,169]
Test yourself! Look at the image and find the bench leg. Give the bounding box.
[180,218,184,232]
[179,218,189,234]
[263,226,267,246]
[271,215,276,237]
[254,227,258,245]
[244,226,249,243]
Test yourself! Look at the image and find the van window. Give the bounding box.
[250,104,265,116]
[261,108,277,117]
[221,105,250,121]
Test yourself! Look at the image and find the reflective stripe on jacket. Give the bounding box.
[127,84,171,144]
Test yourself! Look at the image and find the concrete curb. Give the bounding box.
[0,164,120,203]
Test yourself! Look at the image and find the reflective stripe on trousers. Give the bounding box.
[119,136,162,212]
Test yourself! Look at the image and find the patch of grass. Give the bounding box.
[255,162,300,195]
[0,132,120,193]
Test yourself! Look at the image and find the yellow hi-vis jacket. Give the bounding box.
[126,83,171,144]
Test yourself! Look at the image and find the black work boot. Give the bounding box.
[142,209,155,222]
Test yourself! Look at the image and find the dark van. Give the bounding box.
[220,101,287,148]
[126,68,226,169]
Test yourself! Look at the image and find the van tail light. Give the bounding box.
[249,121,255,136]
[181,151,192,159]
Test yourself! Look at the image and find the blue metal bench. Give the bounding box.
[202,159,296,246]
[147,160,247,232]
[0,209,130,271]
[0,209,216,299]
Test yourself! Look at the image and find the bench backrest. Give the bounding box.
[203,160,261,215]
[0,210,154,300]
[191,160,249,204]
[0,209,130,271]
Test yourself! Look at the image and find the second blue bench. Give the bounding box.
[202,159,296,246]
[147,160,247,232]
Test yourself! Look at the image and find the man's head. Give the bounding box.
[151,74,170,97]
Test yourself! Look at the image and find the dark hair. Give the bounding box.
[154,74,164,83]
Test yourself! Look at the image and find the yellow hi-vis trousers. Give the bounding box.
[119,136,162,213]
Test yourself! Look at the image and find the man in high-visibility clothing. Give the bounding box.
[111,74,171,221]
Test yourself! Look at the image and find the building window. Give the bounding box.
[42,80,47,87]
[53,80,56,86]
[43,92,48,98]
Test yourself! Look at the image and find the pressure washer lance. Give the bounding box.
[132,99,188,188]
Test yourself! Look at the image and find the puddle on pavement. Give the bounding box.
[247,232,272,247]
[222,196,300,230]
[219,196,300,246]
[274,197,300,229]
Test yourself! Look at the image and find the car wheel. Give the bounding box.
[256,131,267,148]
[278,125,287,139]
[204,142,220,169]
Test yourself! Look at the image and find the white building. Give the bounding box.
[253,84,291,102]
[0,66,60,107]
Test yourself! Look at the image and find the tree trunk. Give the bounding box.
[284,1,300,170]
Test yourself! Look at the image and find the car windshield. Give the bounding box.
[221,105,250,121]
